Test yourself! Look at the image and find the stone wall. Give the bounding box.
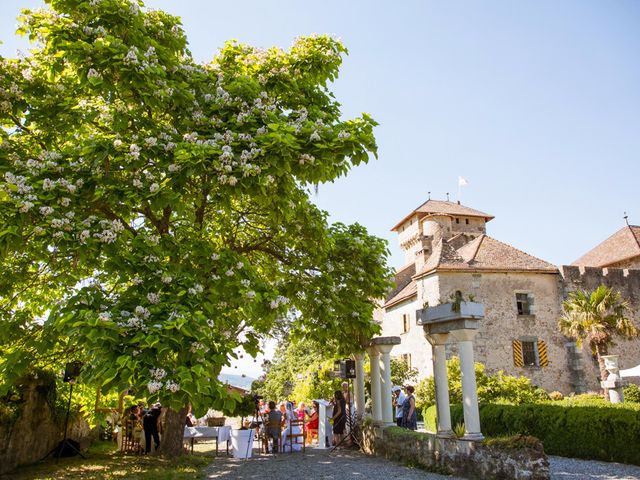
[0,377,92,474]
[560,265,640,391]
[362,424,549,480]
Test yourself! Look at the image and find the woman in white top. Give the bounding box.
[281,401,303,452]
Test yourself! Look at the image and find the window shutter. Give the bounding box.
[537,340,548,367]
[513,340,523,367]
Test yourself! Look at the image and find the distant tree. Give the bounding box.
[257,337,342,403]
[559,285,638,392]
[390,357,418,388]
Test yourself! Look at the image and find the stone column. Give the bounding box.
[353,352,366,419]
[425,332,453,437]
[377,344,395,424]
[451,329,483,440]
[366,346,382,422]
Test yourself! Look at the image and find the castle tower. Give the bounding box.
[391,199,494,269]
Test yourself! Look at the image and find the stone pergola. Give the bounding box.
[351,302,484,439]
[417,301,485,440]
[352,336,401,425]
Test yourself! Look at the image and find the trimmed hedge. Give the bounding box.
[450,400,640,465]
[424,405,437,432]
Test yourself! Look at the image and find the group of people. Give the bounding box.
[392,385,417,430]
[260,382,352,453]
[125,402,163,454]
[262,400,318,453]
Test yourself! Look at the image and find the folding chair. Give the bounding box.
[284,418,305,453]
[121,419,142,454]
[261,419,282,454]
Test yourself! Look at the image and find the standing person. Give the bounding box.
[392,386,406,427]
[331,390,346,446]
[341,381,351,408]
[401,386,417,430]
[143,403,162,454]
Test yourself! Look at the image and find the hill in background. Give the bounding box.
[219,373,255,391]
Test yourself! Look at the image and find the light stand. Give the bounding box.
[56,379,85,462]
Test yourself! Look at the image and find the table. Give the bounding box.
[183,426,232,455]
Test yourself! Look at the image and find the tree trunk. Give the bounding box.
[158,406,188,457]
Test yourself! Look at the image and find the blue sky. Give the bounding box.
[2,1,639,375]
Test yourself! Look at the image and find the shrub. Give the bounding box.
[624,384,640,403]
[415,357,548,412]
[453,422,465,438]
[450,401,640,465]
[549,391,564,401]
[423,404,437,432]
[484,434,544,453]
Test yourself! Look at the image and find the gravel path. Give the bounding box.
[549,456,640,480]
[202,447,640,480]
[203,448,465,479]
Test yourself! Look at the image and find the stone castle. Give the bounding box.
[379,198,640,393]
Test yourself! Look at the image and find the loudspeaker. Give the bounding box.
[63,362,82,383]
[333,359,357,379]
[343,359,356,379]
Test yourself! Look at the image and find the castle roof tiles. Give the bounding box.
[391,199,494,231]
[385,234,557,308]
[572,225,640,268]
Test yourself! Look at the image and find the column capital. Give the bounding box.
[450,329,478,343]
[375,344,395,355]
[424,332,450,346]
[366,346,380,357]
[352,352,365,361]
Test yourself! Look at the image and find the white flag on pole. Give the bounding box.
[458,176,469,187]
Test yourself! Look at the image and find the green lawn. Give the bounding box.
[3,441,213,480]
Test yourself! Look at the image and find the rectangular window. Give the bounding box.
[402,314,410,333]
[522,341,537,366]
[401,353,412,369]
[513,338,548,368]
[516,293,531,315]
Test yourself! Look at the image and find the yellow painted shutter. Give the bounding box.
[513,340,523,367]
[538,340,549,367]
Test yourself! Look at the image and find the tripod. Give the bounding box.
[55,380,85,462]
[330,377,361,453]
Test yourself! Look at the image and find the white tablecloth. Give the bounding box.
[184,425,232,455]
[183,426,231,442]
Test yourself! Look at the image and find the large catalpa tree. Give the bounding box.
[0,0,391,454]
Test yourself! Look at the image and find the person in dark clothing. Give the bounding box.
[331,390,346,446]
[143,403,162,454]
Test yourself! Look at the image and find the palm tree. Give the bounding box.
[559,285,638,394]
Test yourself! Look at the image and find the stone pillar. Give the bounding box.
[425,333,453,437]
[451,329,483,440]
[353,352,366,419]
[366,346,382,422]
[377,344,395,424]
